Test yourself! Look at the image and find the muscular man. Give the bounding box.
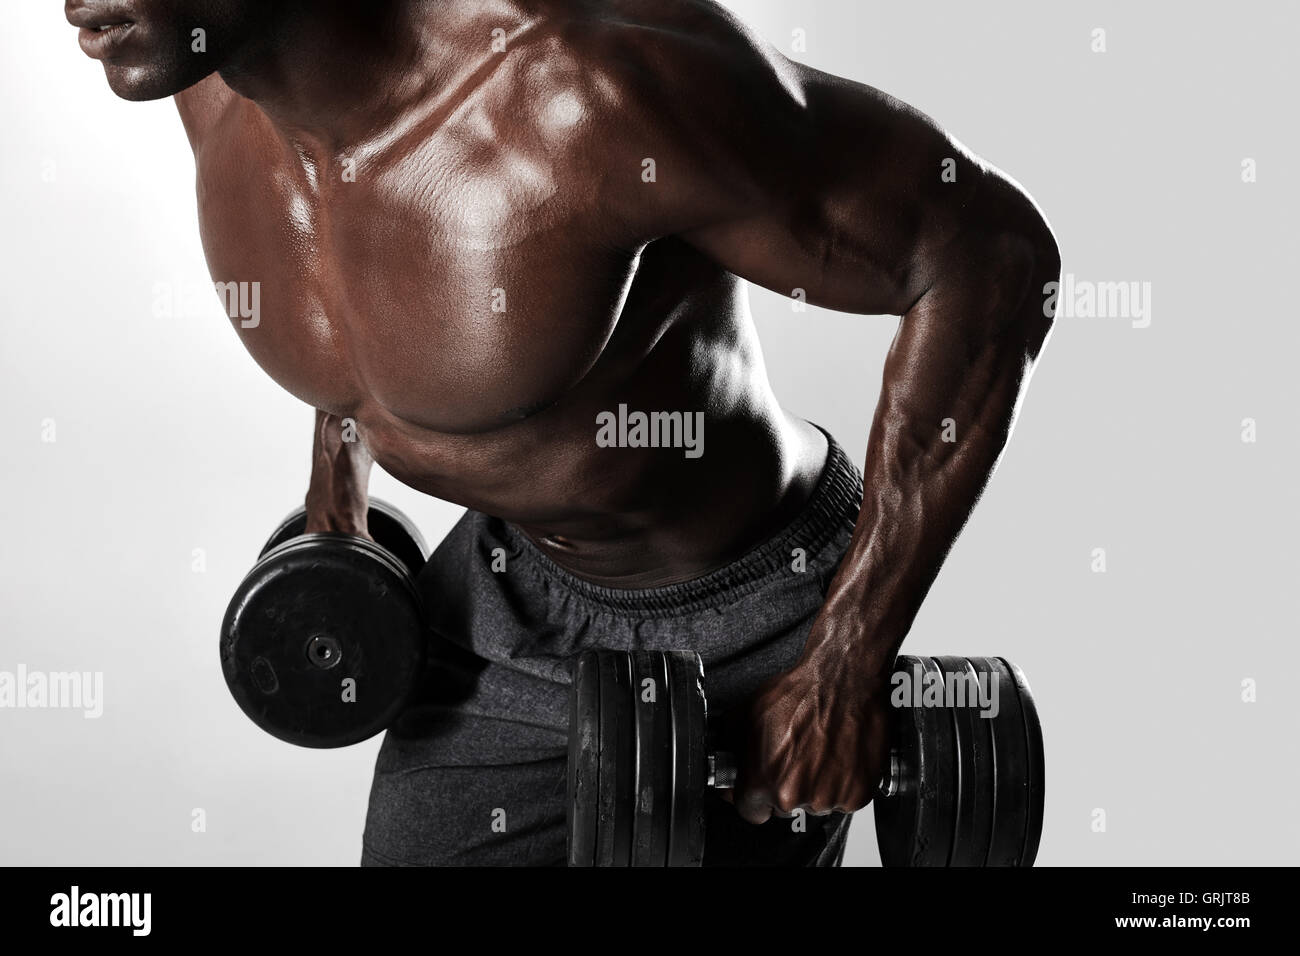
[67,0,1059,865]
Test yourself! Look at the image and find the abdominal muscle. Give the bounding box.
[352,317,830,589]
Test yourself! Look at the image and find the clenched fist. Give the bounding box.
[733,655,892,824]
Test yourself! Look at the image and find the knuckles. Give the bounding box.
[746,776,869,818]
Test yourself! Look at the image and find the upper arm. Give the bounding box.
[596,6,1055,317]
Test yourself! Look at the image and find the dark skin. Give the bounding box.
[67,0,1059,824]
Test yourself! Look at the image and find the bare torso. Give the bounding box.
[181,8,826,586]
[71,0,1058,816]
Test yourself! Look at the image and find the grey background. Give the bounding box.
[1,0,1294,865]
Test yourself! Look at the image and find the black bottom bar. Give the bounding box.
[1,866,1282,942]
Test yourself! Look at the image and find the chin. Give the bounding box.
[102,62,205,101]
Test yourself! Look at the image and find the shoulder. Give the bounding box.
[506,1,814,239]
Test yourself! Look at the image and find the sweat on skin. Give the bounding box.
[63,0,1058,835]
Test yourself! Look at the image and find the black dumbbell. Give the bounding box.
[219,499,429,748]
[566,650,1044,867]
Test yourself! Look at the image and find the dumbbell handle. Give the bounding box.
[707,750,902,796]
[707,752,739,789]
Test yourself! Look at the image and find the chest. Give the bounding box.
[194,119,641,432]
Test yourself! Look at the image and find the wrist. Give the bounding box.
[799,595,902,688]
[304,481,369,535]
[306,411,373,535]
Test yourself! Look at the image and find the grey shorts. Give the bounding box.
[361,430,864,866]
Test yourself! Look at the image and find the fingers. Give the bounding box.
[737,799,835,822]
[733,783,838,823]
[730,781,866,823]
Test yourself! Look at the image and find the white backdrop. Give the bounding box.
[1,0,1295,865]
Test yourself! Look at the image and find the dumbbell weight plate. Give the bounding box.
[595,652,635,866]
[568,650,708,867]
[630,651,673,867]
[913,655,958,866]
[220,499,429,749]
[973,657,1030,866]
[874,655,958,866]
[260,498,429,578]
[221,534,425,748]
[566,651,602,867]
[933,656,995,866]
[1006,660,1045,866]
[665,651,707,867]
[569,649,1042,868]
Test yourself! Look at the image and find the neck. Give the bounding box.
[218,0,431,153]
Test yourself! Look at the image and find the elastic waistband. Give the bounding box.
[500,427,863,616]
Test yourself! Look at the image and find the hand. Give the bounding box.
[732,655,891,825]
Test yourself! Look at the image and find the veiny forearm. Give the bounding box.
[304,409,373,536]
[808,229,1060,679]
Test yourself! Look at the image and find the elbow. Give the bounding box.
[1027,213,1062,320]
[953,209,1059,359]
[972,170,1061,345]
[1020,215,1061,359]
[991,189,1060,359]
[918,175,1062,359]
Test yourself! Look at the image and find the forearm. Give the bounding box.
[809,229,1060,678]
[304,409,373,535]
